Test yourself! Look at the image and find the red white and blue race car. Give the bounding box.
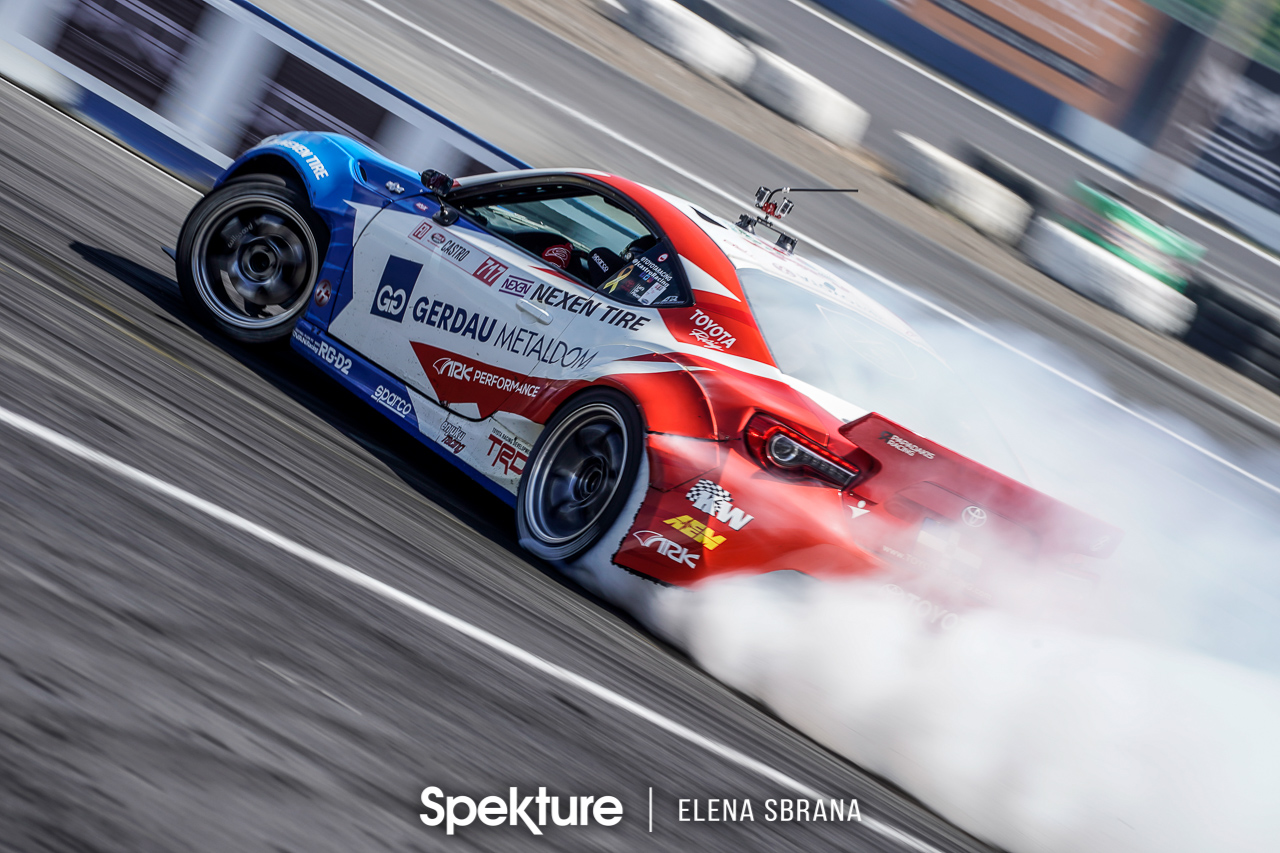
[175,131,1119,608]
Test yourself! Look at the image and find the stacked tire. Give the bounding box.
[1059,183,1204,294]
[1185,278,1280,395]
[1023,183,1202,337]
[892,133,1032,244]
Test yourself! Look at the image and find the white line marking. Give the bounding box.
[648,786,653,833]
[774,0,1280,273]
[351,0,1280,498]
[0,403,949,848]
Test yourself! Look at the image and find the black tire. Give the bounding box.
[517,389,644,562]
[176,176,326,343]
[1184,328,1280,396]
[1187,277,1280,341]
[1188,301,1280,361]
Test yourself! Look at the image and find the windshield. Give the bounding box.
[738,268,1023,478]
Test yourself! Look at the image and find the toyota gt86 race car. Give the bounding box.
[174,131,1120,608]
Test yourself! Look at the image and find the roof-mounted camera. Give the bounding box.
[736,185,858,253]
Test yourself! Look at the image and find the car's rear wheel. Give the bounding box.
[518,389,644,562]
[177,177,324,343]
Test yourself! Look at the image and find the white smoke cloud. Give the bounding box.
[581,271,1280,853]
[654,577,1280,853]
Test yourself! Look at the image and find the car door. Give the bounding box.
[327,193,580,423]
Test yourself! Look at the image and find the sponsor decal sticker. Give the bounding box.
[685,480,753,530]
[415,202,429,212]
[411,343,551,419]
[498,275,535,297]
[633,530,699,568]
[877,430,935,459]
[440,239,469,262]
[372,384,413,419]
[411,297,498,342]
[472,257,508,286]
[491,324,598,370]
[271,139,328,179]
[313,278,331,306]
[439,421,466,454]
[882,583,961,630]
[688,309,736,351]
[431,232,446,244]
[370,255,422,322]
[663,515,726,549]
[601,264,633,294]
[486,424,530,476]
[961,506,987,528]
[291,328,350,375]
[527,283,651,331]
[848,499,870,520]
[410,220,433,244]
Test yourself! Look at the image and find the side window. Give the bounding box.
[454,183,692,305]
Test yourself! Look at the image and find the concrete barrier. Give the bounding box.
[740,46,869,149]
[892,133,1032,244]
[602,0,756,86]
[1023,217,1196,337]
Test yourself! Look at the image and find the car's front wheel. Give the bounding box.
[518,389,644,562]
[176,177,325,343]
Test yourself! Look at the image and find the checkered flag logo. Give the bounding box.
[686,479,731,515]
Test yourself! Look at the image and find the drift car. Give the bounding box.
[174,131,1120,606]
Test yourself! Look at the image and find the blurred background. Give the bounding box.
[3,0,1280,851]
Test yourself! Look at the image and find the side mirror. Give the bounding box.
[420,169,454,198]
[421,169,459,225]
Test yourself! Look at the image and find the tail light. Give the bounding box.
[745,413,861,489]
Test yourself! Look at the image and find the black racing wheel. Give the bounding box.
[517,389,644,562]
[176,176,326,343]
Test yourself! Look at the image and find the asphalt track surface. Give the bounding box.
[2,1,1280,852]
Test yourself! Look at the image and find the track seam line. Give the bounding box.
[348,0,1280,497]
[0,402,955,850]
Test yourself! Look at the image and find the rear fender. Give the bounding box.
[839,413,1123,560]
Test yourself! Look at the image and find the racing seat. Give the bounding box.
[586,246,624,289]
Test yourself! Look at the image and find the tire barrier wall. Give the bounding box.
[1023,217,1197,338]
[0,0,527,188]
[891,132,1032,245]
[606,0,869,148]
[604,0,756,86]
[1185,279,1280,397]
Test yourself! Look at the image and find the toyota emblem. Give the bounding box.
[961,506,987,528]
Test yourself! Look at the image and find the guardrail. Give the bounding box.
[0,0,527,188]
